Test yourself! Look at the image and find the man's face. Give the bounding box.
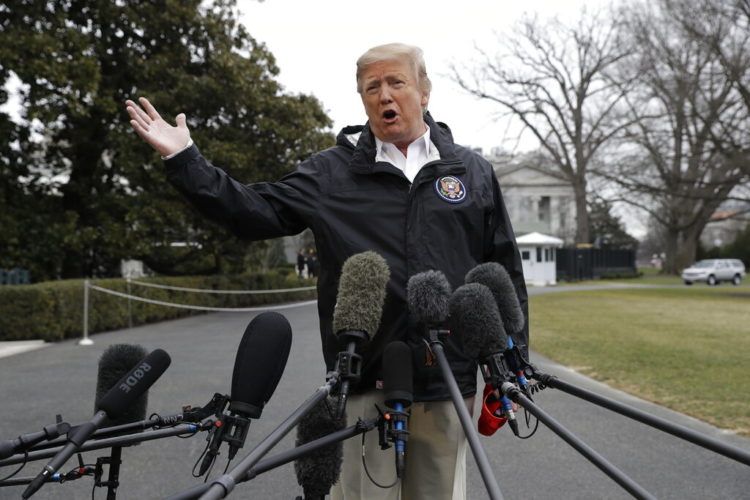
[359,58,429,151]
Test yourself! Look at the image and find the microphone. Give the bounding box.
[450,283,518,436]
[293,396,346,500]
[332,251,390,417]
[95,344,150,427]
[382,340,413,478]
[407,272,506,499]
[406,270,452,327]
[465,262,525,335]
[465,263,531,394]
[23,348,171,499]
[1,344,149,461]
[199,311,293,475]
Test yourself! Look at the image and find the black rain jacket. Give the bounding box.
[164,112,528,401]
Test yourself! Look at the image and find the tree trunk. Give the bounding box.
[573,179,590,244]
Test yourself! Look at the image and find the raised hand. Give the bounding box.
[125,97,191,157]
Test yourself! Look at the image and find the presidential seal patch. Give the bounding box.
[435,176,466,203]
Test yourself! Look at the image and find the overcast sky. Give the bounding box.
[234,0,647,237]
[236,0,610,154]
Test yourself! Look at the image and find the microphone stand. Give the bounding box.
[165,417,380,500]
[532,371,750,467]
[0,421,213,468]
[0,421,214,497]
[195,372,343,500]
[427,328,504,500]
[498,381,657,500]
[10,393,230,455]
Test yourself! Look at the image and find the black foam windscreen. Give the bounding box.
[406,270,452,325]
[229,311,293,418]
[96,349,171,419]
[383,341,413,408]
[294,396,346,498]
[465,262,525,334]
[95,344,149,426]
[332,251,390,339]
[449,283,507,360]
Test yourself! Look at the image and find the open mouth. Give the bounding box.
[382,110,397,121]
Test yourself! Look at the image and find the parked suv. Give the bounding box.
[681,259,746,286]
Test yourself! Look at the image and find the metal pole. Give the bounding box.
[502,382,656,500]
[534,372,750,467]
[78,279,94,346]
[126,277,132,329]
[199,380,337,500]
[431,339,504,500]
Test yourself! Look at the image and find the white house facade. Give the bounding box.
[489,152,577,246]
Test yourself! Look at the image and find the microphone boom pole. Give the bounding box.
[427,329,504,500]
[0,421,212,469]
[499,382,657,500]
[197,376,340,500]
[533,372,750,467]
[164,418,379,500]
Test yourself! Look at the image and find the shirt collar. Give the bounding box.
[374,125,432,159]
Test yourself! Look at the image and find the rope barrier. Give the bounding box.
[127,279,316,295]
[88,284,317,313]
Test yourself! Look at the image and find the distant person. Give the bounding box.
[126,42,527,500]
[307,250,318,279]
[297,250,306,278]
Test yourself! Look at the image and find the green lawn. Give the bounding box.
[530,286,750,436]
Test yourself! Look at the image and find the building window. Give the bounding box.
[536,247,542,262]
[521,250,530,260]
[538,196,550,223]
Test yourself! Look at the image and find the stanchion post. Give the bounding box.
[79,279,94,346]
[126,277,132,329]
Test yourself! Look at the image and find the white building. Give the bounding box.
[489,151,577,246]
[516,232,564,286]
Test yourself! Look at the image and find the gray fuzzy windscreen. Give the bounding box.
[293,396,346,497]
[465,262,525,334]
[95,344,149,426]
[449,283,507,359]
[406,270,452,325]
[332,251,390,336]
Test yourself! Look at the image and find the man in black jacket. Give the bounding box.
[126,42,527,500]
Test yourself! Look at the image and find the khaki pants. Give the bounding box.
[330,391,471,500]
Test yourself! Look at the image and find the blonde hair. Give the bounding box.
[356,43,432,98]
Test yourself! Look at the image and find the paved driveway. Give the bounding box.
[0,298,748,499]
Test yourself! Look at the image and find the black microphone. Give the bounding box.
[200,312,293,475]
[465,263,532,393]
[22,348,171,499]
[406,270,452,326]
[1,345,149,461]
[332,251,390,417]
[450,283,518,436]
[293,396,346,500]
[407,272,506,499]
[382,340,413,478]
[95,344,150,427]
[465,262,525,335]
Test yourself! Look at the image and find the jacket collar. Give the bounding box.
[337,112,464,176]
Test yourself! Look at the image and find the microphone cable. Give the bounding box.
[0,450,28,482]
[360,431,399,490]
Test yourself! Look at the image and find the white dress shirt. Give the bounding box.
[375,126,441,183]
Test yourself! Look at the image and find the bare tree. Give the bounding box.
[602,0,750,274]
[672,0,750,177]
[452,8,636,244]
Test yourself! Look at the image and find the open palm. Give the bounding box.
[125,97,191,157]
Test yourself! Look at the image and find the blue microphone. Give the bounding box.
[383,341,413,478]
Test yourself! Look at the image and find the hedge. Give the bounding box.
[0,271,317,342]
